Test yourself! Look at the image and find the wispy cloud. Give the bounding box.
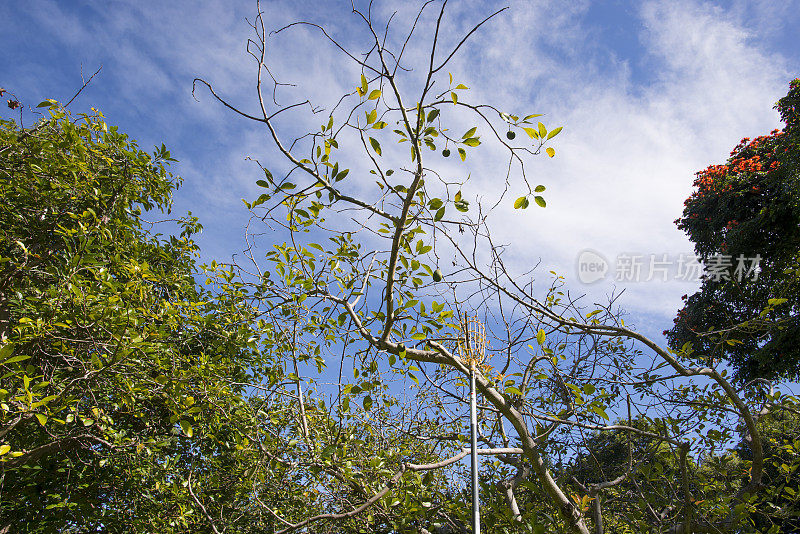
[438,0,795,326]
[1,0,797,335]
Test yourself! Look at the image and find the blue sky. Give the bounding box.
[2,0,799,342]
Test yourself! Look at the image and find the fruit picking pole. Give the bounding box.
[470,361,480,534]
[461,312,485,534]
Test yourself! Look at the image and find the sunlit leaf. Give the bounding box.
[523,127,539,139]
[180,420,193,437]
[537,329,546,345]
[546,126,563,140]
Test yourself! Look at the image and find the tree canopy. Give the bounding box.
[0,101,279,532]
[666,78,800,381]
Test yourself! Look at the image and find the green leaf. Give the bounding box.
[458,148,466,161]
[368,89,381,100]
[462,127,477,139]
[546,147,555,158]
[0,343,15,363]
[514,196,529,209]
[180,420,194,437]
[2,355,30,365]
[0,445,10,456]
[523,114,543,121]
[427,109,440,122]
[583,383,596,395]
[256,179,270,188]
[434,207,445,221]
[251,193,269,208]
[523,127,539,139]
[538,122,547,138]
[36,414,48,426]
[369,137,382,156]
[591,405,609,420]
[768,298,788,306]
[546,126,563,140]
[534,185,546,192]
[534,196,546,208]
[361,74,368,94]
[451,92,458,105]
[462,137,480,147]
[363,395,373,411]
[536,329,546,345]
[455,84,469,89]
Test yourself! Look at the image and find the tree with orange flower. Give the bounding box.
[666,79,800,381]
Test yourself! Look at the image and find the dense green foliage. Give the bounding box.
[666,79,800,381]
[740,407,800,532]
[0,103,275,532]
[545,409,800,534]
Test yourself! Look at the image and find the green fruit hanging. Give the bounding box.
[442,148,451,157]
[432,268,443,282]
[506,130,516,140]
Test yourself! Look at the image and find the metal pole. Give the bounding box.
[470,362,480,534]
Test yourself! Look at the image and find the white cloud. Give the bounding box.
[189,0,793,327]
[445,0,794,322]
[3,0,796,331]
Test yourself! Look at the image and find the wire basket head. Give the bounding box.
[458,313,487,368]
